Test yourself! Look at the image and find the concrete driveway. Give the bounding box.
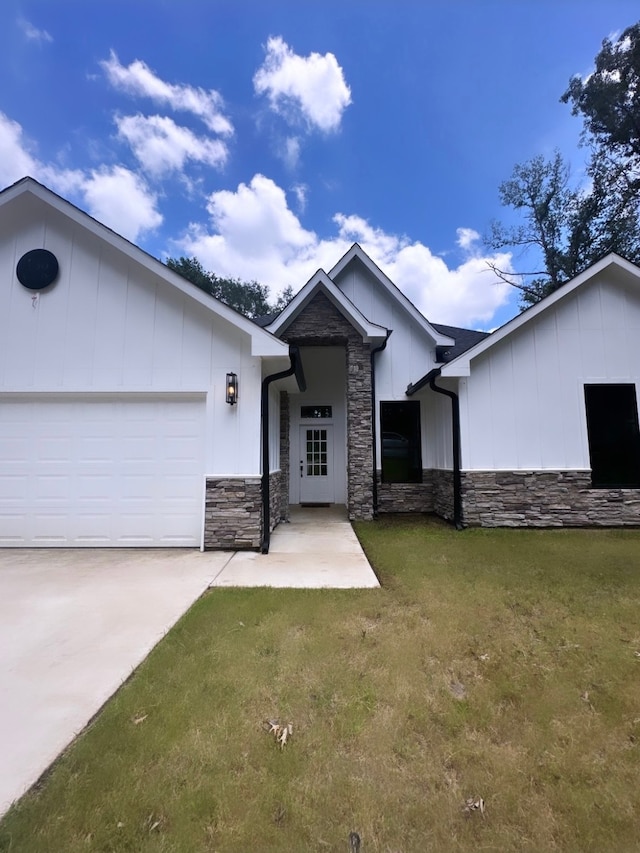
[0,548,232,817]
[0,510,378,818]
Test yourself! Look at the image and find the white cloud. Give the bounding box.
[115,114,228,176]
[291,183,307,213]
[0,113,38,186]
[101,51,233,135]
[253,36,351,132]
[0,112,161,242]
[82,166,162,241]
[0,106,511,327]
[177,174,317,282]
[18,18,53,43]
[283,136,301,169]
[456,227,481,251]
[176,173,513,327]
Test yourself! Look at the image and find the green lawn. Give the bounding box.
[2,518,640,852]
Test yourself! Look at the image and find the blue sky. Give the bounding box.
[1,1,638,329]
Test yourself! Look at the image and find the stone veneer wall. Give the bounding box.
[376,470,434,513]
[280,292,374,520]
[204,477,262,549]
[461,470,640,527]
[432,469,456,522]
[269,470,282,532]
[278,392,290,523]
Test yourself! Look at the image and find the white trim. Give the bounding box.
[267,269,389,344]
[441,254,640,377]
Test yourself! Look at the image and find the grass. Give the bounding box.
[2,517,640,852]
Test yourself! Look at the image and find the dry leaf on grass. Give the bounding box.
[144,813,164,833]
[581,691,595,711]
[264,719,293,748]
[463,796,486,818]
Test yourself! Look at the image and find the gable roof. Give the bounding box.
[265,267,390,344]
[329,243,454,346]
[439,253,640,378]
[0,177,289,359]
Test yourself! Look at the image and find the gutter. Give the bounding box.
[406,368,463,529]
[370,330,392,515]
[260,346,306,554]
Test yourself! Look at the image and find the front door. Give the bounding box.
[299,425,334,503]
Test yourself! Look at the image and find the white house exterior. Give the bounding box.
[0,178,299,550]
[433,254,640,526]
[267,245,640,530]
[3,177,640,550]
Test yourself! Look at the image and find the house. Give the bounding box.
[2,177,640,552]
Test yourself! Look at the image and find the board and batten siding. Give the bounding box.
[334,263,437,400]
[459,275,640,472]
[0,194,263,478]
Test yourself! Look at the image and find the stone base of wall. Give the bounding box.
[432,469,455,521]
[269,470,285,531]
[204,477,262,550]
[462,470,640,527]
[377,470,434,514]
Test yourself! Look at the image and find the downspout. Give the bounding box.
[260,346,305,554]
[428,370,464,529]
[370,330,392,516]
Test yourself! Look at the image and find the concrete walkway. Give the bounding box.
[210,505,380,588]
[0,507,377,816]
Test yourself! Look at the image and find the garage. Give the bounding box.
[0,395,206,547]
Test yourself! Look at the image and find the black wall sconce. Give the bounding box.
[226,372,238,405]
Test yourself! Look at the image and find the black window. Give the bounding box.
[380,401,422,483]
[301,405,332,419]
[584,384,640,488]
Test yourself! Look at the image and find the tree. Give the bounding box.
[487,153,583,305]
[488,150,640,307]
[166,256,292,318]
[488,21,640,308]
[561,23,640,169]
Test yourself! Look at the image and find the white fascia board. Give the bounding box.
[267,269,389,343]
[440,253,640,377]
[329,242,454,346]
[3,177,285,358]
[251,334,290,357]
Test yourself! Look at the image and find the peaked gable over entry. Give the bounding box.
[266,244,458,522]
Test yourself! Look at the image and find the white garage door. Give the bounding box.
[0,396,206,547]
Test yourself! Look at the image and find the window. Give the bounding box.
[301,405,332,419]
[305,428,328,476]
[584,384,640,488]
[380,401,422,483]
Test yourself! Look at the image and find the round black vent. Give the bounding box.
[16,249,59,290]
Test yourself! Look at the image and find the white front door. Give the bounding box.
[299,425,334,503]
